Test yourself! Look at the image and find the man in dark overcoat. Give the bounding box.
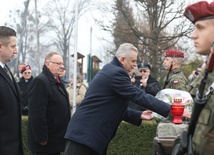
[0,26,23,155]
[28,52,71,155]
[64,43,170,155]
[17,65,33,115]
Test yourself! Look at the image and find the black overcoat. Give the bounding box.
[17,76,33,115]
[141,75,161,96]
[0,65,23,155]
[28,65,71,153]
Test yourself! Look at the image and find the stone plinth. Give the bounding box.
[157,122,188,137]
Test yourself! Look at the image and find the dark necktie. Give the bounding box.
[56,77,60,83]
[4,66,12,80]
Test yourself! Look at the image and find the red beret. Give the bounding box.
[165,49,184,58]
[21,65,31,73]
[184,1,214,24]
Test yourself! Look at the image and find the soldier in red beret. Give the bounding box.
[182,1,214,155]
[17,65,33,115]
[162,49,188,91]
[20,64,31,74]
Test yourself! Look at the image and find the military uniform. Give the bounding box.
[183,1,214,154]
[188,71,214,155]
[163,49,188,91]
[164,68,188,91]
[187,69,204,97]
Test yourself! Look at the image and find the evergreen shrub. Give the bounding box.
[22,117,157,155]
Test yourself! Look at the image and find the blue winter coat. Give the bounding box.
[65,57,170,154]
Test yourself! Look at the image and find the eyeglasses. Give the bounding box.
[49,61,64,66]
[140,70,148,73]
[24,72,31,75]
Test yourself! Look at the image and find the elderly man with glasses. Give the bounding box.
[27,52,71,155]
[17,65,33,115]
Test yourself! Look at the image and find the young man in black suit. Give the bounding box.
[0,26,23,155]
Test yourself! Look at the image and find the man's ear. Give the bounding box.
[0,42,3,52]
[0,42,3,48]
[172,59,177,65]
[45,61,49,67]
[119,56,125,65]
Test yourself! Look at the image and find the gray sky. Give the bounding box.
[0,0,23,25]
[0,0,110,72]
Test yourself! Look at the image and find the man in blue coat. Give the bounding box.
[64,43,170,155]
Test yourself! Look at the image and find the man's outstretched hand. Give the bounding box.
[141,110,153,120]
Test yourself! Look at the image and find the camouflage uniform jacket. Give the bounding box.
[189,71,214,155]
[164,68,188,91]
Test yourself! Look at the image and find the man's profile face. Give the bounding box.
[0,37,17,64]
[46,54,64,77]
[163,57,173,70]
[19,64,25,72]
[120,51,137,73]
[192,19,214,55]
[59,69,66,78]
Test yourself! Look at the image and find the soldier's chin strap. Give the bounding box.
[163,59,174,89]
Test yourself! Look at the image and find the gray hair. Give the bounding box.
[115,43,138,59]
[44,52,61,63]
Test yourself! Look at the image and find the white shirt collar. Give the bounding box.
[0,61,5,68]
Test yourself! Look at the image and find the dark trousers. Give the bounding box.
[32,152,60,155]
[64,140,107,155]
